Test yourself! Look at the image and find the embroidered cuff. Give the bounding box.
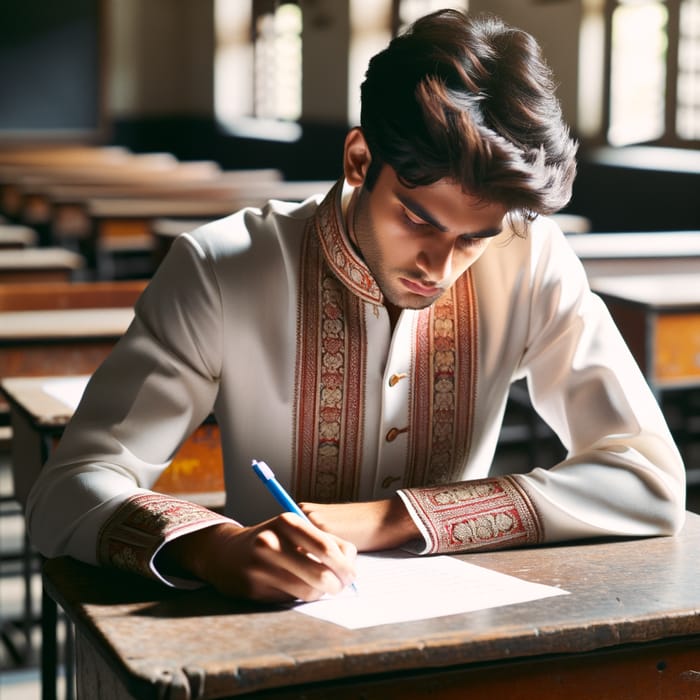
[97,492,231,586]
[398,476,543,555]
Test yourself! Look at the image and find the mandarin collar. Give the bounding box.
[314,179,384,306]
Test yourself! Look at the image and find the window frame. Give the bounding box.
[599,0,699,149]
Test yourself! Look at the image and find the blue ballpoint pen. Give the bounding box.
[252,459,307,519]
[251,459,358,593]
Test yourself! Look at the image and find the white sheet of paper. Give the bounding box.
[42,376,89,411]
[294,551,568,629]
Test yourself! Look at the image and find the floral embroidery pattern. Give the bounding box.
[97,493,227,580]
[408,274,477,487]
[294,203,365,502]
[315,181,382,305]
[402,476,542,554]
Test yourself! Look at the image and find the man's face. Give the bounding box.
[349,164,507,311]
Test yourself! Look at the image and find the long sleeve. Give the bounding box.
[26,233,234,580]
[399,219,686,554]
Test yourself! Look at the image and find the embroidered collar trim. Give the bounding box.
[315,179,384,306]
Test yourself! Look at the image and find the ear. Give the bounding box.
[343,128,372,187]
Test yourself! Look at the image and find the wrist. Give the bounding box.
[387,494,420,543]
[156,523,234,581]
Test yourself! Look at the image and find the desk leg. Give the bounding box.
[75,631,135,699]
[64,616,75,700]
[22,529,34,653]
[41,584,57,700]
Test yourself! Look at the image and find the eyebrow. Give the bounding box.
[396,192,503,239]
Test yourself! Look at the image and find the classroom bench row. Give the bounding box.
[0,142,334,280]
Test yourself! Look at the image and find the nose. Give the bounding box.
[416,238,454,283]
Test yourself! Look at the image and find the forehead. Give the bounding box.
[377,165,508,231]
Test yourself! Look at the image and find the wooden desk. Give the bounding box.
[82,181,334,278]
[0,144,128,167]
[0,152,177,218]
[1,375,224,508]
[1,373,224,700]
[0,223,38,248]
[567,231,700,278]
[0,247,85,283]
[0,154,220,226]
[0,279,148,312]
[591,273,700,393]
[43,513,700,699]
[15,165,263,239]
[0,306,133,419]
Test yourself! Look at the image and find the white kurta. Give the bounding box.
[26,180,686,583]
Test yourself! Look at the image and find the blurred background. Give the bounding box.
[0,0,698,229]
[0,1,698,698]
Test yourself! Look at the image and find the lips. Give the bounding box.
[400,277,442,297]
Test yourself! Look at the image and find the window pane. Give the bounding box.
[215,0,253,121]
[254,3,302,121]
[578,0,606,137]
[609,1,668,145]
[677,0,700,138]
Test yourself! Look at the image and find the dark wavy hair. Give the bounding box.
[360,10,578,226]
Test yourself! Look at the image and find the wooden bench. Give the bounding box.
[0,223,38,249]
[71,181,333,279]
[0,279,148,311]
[83,180,335,278]
[0,248,85,283]
[0,144,129,165]
[0,153,220,224]
[567,230,700,278]
[32,168,283,243]
[0,279,147,420]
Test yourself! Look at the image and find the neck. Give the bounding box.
[344,187,401,332]
[386,302,402,332]
[344,188,361,252]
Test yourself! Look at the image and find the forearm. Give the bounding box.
[399,447,686,556]
[302,495,421,551]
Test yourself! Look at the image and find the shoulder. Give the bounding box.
[475,214,585,284]
[181,196,323,263]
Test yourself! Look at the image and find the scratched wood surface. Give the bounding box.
[44,513,700,699]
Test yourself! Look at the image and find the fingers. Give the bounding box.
[212,514,357,603]
[266,513,357,593]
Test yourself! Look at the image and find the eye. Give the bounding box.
[457,235,485,250]
[402,208,429,229]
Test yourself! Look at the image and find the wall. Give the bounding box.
[107,0,214,118]
[103,0,698,230]
[469,0,582,131]
[104,0,582,127]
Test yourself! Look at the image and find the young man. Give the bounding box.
[27,10,685,602]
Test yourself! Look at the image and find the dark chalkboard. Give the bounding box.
[0,0,104,140]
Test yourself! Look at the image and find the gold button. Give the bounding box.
[381,475,402,489]
[388,373,408,387]
[386,426,408,442]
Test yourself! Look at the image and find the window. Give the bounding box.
[216,0,470,132]
[253,2,302,121]
[215,0,302,139]
[579,0,700,147]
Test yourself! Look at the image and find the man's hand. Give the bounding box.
[157,514,357,603]
[300,495,419,551]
